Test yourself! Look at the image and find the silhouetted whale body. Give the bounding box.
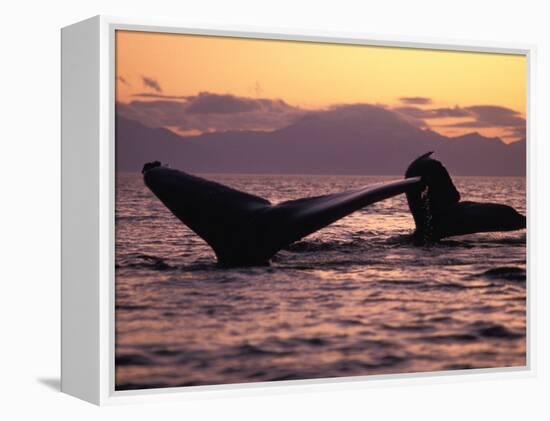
[405,152,526,244]
[143,162,422,267]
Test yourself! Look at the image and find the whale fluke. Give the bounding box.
[143,162,422,266]
[405,153,526,243]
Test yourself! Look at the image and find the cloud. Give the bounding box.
[117,76,130,86]
[394,104,525,139]
[321,103,429,130]
[396,104,523,125]
[450,105,525,127]
[508,125,527,140]
[184,92,297,115]
[445,105,526,139]
[399,96,432,105]
[133,92,188,100]
[395,106,470,119]
[116,92,306,134]
[117,91,525,140]
[363,105,425,128]
[432,107,472,118]
[186,92,263,114]
[141,76,162,93]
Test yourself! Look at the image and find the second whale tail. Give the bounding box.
[404,152,526,243]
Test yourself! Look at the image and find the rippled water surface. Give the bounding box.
[115,173,526,390]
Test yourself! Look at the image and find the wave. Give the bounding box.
[115,353,154,366]
[284,238,372,253]
[469,321,524,339]
[479,266,526,282]
[419,322,523,345]
[116,253,220,272]
[116,253,173,270]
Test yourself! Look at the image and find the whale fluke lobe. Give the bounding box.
[405,153,526,243]
[143,162,421,266]
[143,163,271,266]
[142,161,162,174]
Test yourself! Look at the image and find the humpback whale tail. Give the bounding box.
[404,152,526,243]
[143,162,422,266]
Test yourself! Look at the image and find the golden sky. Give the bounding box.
[116,30,526,141]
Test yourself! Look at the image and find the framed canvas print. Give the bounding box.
[61,15,533,405]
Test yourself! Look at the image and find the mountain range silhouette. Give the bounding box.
[116,104,525,176]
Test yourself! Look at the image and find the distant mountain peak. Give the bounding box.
[116,111,525,176]
[451,131,504,144]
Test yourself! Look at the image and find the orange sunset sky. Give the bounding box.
[115,30,527,142]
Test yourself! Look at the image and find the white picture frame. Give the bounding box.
[61,15,535,405]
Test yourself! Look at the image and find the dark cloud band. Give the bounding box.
[117,91,525,141]
[395,104,525,139]
[117,92,306,134]
[399,97,433,105]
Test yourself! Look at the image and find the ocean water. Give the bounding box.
[115,173,526,390]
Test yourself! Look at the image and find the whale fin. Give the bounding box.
[258,177,422,256]
[143,163,421,266]
[405,151,460,212]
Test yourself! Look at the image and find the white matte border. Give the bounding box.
[97,15,535,405]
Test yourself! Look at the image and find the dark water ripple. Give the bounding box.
[115,173,526,390]
[480,266,526,282]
